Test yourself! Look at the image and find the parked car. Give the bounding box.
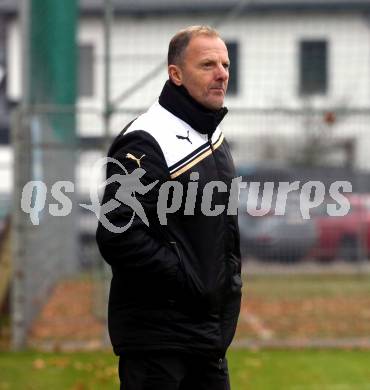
[310,194,370,261]
[238,191,317,262]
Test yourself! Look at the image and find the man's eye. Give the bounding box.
[224,64,230,70]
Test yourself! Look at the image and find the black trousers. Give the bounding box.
[118,352,231,390]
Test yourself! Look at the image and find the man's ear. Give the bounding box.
[168,64,183,86]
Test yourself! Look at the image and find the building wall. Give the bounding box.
[5,11,370,168]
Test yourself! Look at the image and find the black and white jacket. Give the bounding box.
[96,80,242,358]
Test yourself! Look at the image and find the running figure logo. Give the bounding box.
[126,153,146,167]
[80,157,158,233]
[176,129,192,144]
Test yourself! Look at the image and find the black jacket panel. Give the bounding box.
[96,81,242,357]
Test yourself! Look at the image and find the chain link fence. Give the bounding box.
[6,1,370,349]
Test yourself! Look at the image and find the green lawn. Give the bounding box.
[1,349,370,389]
[229,349,370,389]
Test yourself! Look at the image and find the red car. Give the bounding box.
[311,194,370,261]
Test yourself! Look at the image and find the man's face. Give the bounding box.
[174,35,230,110]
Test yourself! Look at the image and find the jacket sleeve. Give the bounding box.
[96,130,181,284]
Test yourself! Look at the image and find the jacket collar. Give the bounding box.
[158,80,228,138]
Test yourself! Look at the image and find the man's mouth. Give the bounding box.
[210,87,225,93]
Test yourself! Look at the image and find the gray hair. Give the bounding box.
[168,25,220,66]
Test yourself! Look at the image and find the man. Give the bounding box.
[96,25,242,390]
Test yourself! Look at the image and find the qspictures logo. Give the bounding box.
[20,157,353,232]
[80,157,158,233]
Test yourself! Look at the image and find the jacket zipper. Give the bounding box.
[207,134,231,354]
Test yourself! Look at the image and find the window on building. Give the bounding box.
[226,41,238,95]
[299,40,328,95]
[78,44,94,98]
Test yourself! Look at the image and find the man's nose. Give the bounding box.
[215,64,229,80]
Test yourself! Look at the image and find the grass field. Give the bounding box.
[1,349,370,389]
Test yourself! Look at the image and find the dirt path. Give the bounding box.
[29,278,106,351]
